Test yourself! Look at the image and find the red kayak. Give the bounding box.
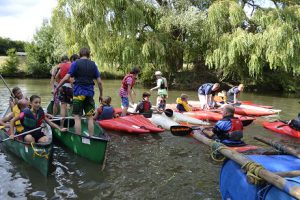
[182,110,255,126]
[99,117,150,134]
[190,130,259,153]
[241,101,273,109]
[263,121,300,138]
[120,115,164,133]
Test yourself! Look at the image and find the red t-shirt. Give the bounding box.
[58,62,72,82]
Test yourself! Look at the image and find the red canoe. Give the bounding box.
[99,117,150,134]
[182,110,255,126]
[120,115,164,133]
[190,130,259,153]
[263,121,300,138]
[241,101,273,109]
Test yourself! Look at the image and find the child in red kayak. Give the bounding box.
[135,92,153,118]
[10,95,67,143]
[176,94,192,112]
[94,96,118,120]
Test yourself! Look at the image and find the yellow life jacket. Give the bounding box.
[176,98,192,112]
[12,105,24,133]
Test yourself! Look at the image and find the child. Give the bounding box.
[9,87,27,111]
[94,96,117,120]
[10,95,67,143]
[135,92,152,118]
[176,94,192,112]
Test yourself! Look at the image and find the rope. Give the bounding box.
[241,161,265,185]
[210,141,227,162]
[31,142,49,159]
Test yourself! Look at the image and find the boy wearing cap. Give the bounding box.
[135,92,153,118]
[150,71,168,111]
[119,66,140,116]
[176,94,192,112]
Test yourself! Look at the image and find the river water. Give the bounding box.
[0,79,299,199]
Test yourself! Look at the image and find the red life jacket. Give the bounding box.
[143,101,151,112]
[121,74,135,90]
[59,62,72,82]
[229,118,243,132]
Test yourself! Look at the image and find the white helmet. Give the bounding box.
[155,71,162,76]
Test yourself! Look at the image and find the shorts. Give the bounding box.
[121,97,129,107]
[73,95,95,116]
[59,86,73,104]
[158,94,167,99]
[23,130,45,142]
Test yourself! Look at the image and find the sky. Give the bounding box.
[0,0,57,41]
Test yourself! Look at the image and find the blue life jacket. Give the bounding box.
[97,105,114,120]
[74,59,96,86]
[213,116,243,141]
[21,107,45,132]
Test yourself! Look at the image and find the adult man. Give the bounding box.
[150,71,168,111]
[203,105,243,143]
[55,48,103,136]
[227,84,244,104]
[198,83,220,109]
[119,66,140,116]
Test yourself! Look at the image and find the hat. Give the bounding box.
[155,71,162,76]
[180,94,189,99]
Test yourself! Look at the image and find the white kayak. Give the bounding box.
[149,113,179,130]
[171,112,210,125]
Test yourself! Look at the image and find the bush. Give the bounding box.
[1,48,19,75]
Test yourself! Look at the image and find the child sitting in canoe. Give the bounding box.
[203,105,244,146]
[135,92,153,118]
[287,113,300,131]
[0,99,29,131]
[9,95,67,143]
[9,87,28,111]
[94,96,118,120]
[176,94,192,112]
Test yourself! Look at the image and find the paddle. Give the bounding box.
[170,125,204,136]
[0,74,14,98]
[0,126,43,143]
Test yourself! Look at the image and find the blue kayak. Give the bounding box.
[220,155,300,200]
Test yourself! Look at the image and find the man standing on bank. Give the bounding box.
[55,47,103,136]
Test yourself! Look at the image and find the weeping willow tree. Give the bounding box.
[48,0,300,91]
[205,0,300,91]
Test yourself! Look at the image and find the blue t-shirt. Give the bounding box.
[198,83,214,95]
[68,59,100,97]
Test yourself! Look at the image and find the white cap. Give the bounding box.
[155,71,162,76]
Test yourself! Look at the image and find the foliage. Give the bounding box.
[21,0,299,91]
[1,48,19,75]
[0,37,26,55]
[25,20,62,77]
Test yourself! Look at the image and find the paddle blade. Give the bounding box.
[170,126,192,136]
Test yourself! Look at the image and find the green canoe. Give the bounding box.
[0,107,53,176]
[52,118,110,163]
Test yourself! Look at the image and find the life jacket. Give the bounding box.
[121,74,135,90]
[12,105,24,133]
[159,77,167,89]
[142,101,151,113]
[21,107,45,132]
[176,98,191,112]
[227,118,243,141]
[59,62,72,83]
[73,59,96,85]
[97,105,114,120]
[198,83,213,95]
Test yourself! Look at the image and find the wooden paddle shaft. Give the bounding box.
[195,133,300,199]
[276,170,300,178]
[1,126,43,143]
[254,136,300,158]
